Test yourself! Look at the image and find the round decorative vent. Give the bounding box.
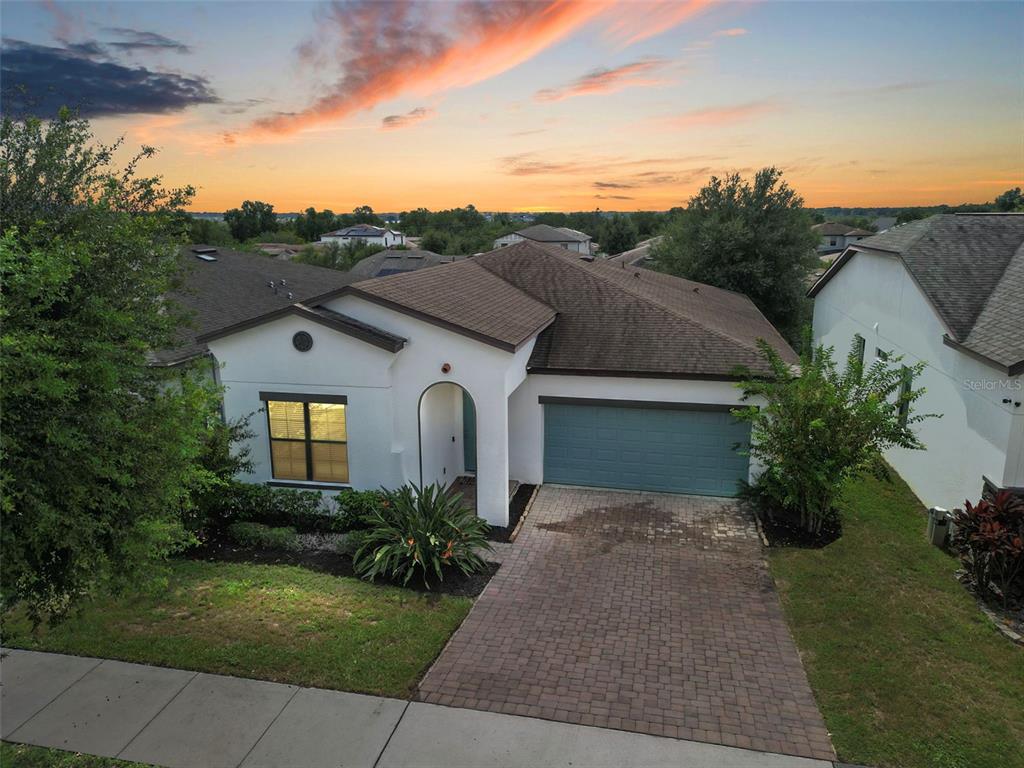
[292,331,313,352]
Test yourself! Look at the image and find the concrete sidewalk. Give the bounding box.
[1,649,833,768]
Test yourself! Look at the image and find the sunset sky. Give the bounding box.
[2,0,1021,212]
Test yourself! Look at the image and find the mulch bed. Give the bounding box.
[487,483,537,543]
[756,510,842,548]
[183,537,498,598]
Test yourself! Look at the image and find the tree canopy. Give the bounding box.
[1,109,221,622]
[224,199,277,241]
[650,167,819,343]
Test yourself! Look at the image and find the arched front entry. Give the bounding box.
[417,381,477,506]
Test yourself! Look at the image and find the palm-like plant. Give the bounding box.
[353,483,492,587]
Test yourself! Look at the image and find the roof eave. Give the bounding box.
[942,335,1023,377]
[526,366,750,382]
[196,302,406,353]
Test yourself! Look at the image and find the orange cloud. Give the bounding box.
[604,0,715,47]
[236,0,718,143]
[655,100,778,129]
[381,106,435,130]
[535,58,671,102]
[714,27,747,37]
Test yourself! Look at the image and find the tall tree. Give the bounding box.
[651,168,819,342]
[600,214,639,255]
[223,199,277,241]
[1,109,220,622]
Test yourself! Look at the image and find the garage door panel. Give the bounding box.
[543,403,749,497]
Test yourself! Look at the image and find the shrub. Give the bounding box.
[354,483,491,587]
[951,491,1024,609]
[201,482,383,534]
[734,331,934,535]
[226,522,299,550]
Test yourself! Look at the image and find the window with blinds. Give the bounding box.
[265,397,348,483]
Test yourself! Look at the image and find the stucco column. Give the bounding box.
[474,388,509,527]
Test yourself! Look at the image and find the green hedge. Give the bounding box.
[203,482,383,535]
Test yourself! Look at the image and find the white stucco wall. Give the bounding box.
[320,231,404,248]
[207,313,403,492]
[812,249,1023,509]
[209,298,535,526]
[321,294,536,526]
[493,233,524,248]
[507,373,758,485]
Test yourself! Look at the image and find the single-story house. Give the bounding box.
[194,240,794,526]
[812,222,875,253]
[320,225,405,248]
[494,223,592,255]
[809,214,1024,510]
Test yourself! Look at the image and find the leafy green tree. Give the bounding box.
[734,333,934,534]
[188,218,236,246]
[224,200,277,241]
[994,187,1023,212]
[651,168,819,342]
[294,207,339,241]
[0,109,222,623]
[600,214,639,255]
[351,205,383,225]
[420,230,449,253]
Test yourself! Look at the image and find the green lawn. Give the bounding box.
[0,743,149,767]
[770,472,1024,768]
[1,560,470,698]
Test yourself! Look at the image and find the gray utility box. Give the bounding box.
[927,507,950,548]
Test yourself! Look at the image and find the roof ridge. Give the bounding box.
[483,241,769,358]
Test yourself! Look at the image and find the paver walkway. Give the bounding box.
[0,648,834,767]
[418,485,835,761]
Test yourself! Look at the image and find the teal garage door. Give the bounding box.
[542,400,750,497]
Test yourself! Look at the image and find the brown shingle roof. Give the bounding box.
[514,223,590,243]
[156,245,357,365]
[472,241,794,377]
[345,258,557,350]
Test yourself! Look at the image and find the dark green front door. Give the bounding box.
[543,402,750,496]
[462,390,476,472]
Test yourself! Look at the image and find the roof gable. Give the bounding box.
[809,214,1024,372]
[196,303,405,353]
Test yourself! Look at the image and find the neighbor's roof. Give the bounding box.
[340,240,794,377]
[154,245,359,365]
[346,249,468,280]
[513,223,591,243]
[809,214,1024,374]
[322,224,399,238]
[812,222,872,237]
[606,236,662,267]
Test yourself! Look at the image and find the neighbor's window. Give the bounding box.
[897,366,913,426]
[265,396,348,483]
[853,334,866,371]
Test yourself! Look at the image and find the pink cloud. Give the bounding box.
[714,27,748,37]
[535,58,671,102]
[655,101,779,129]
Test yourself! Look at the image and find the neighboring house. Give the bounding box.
[255,243,302,259]
[345,249,467,279]
[812,222,875,253]
[197,240,795,526]
[320,225,405,248]
[493,223,592,255]
[872,216,898,233]
[809,214,1024,511]
[605,236,663,269]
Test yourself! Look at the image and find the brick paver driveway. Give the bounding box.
[418,486,834,761]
